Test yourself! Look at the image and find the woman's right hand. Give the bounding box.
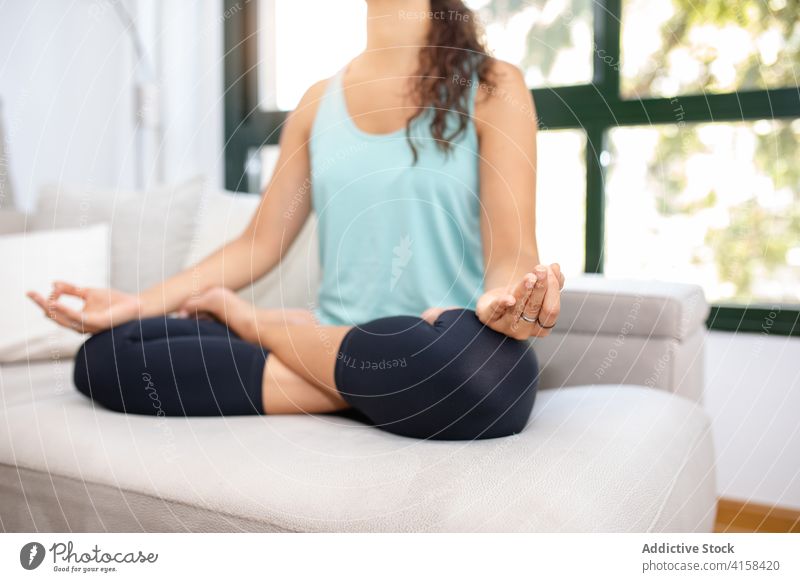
[27,281,143,334]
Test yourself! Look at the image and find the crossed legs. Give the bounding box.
[73,308,351,416]
[259,311,351,414]
[74,305,538,440]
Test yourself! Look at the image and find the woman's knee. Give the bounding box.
[73,319,145,404]
[335,308,539,439]
[423,308,539,437]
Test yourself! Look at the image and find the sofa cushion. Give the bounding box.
[0,209,28,234]
[0,359,716,532]
[183,188,319,309]
[32,178,206,293]
[535,326,707,403]
[0,224,109,363]
[559,275,709,340]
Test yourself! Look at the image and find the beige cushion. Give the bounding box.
[183,189,319,309]
[0,224,109,362]
[530,276,710,403]
[557,275,709,341]
[0,359,716,532]
[0,209,28,234]
[32,178,206,293]
[535,325,706,403]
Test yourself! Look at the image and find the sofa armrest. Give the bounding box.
[533,275,710,403]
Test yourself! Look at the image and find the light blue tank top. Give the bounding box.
[309,68,484,325]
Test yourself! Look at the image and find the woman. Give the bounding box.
[28,0,564,440]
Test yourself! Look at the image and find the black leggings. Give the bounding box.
[335,309,538,440]
[74,316,267,416]
[74,309,539,440]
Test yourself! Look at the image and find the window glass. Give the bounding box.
[244,145,280,193]
[621,0,800,98]
[259,0,366,111]
[260,0,596,110]
[467,0,594,87]
[605,120,800,304]
[536,130,587,275]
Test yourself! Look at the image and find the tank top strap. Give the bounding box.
[311,67,349,140]
[326,67,347,112]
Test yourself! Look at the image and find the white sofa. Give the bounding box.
[0,182,717,532]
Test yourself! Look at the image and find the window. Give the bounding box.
[467,0,594,88]
[605,120,800,304]
[536,130,587,276]
[224,0,800,335]
[258,1,366,111]
[621,0,800,98]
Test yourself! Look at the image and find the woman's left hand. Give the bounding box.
[475,264,564,340]
[177,287,255,337]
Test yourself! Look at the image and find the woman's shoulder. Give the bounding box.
[476,59,530,105]
[294,77,333,119]
[284,77,336,139]
[473,59,537,132]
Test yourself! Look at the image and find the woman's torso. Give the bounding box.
[309,67,484,325]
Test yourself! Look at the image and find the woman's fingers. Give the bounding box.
[482,295,506,323]
[493,293,516,321]
[52,281,88,300]
[27,291,87,332]
[507,272,534,324]
[520,266,548,324]
[27,291,50,313]
[477,291,514,324]
[537,266,561,330]
[47,308,81,331]
[45,282,88,319]
[550,263,565,290]
[49,299,99,332]
[48,300,85,326]
[29,291,70,327]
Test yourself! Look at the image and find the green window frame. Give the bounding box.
[222,0,800,336]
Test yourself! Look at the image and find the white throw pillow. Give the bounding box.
[0,224,109,362]
[184,189,319,310]
[33,177,206,293]
[0,209,29,235]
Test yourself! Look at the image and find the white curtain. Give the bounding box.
[0,100,15,210]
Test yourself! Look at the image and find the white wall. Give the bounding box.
[0,0,223,212]
[705,331,800,509]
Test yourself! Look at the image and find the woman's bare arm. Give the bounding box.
[473,60,540,289]
[138,80,329,317]
[28,80,331,333]
[471,60,563,338]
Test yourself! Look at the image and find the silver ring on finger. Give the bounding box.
[537,317,556,330]
[520,313,537,324]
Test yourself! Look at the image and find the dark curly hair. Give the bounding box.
[406,0,494,162]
